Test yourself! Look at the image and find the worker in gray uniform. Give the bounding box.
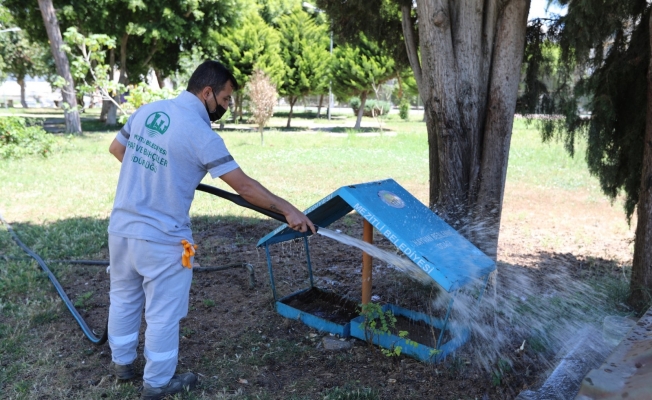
[107,60,315,400]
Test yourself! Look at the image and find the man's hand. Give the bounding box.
[220,168,316,234]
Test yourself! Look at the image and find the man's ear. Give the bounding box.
[200,86,212,101]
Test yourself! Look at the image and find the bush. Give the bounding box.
[399,99,410,120]
[0,117,55,159]
[349,97,391,117]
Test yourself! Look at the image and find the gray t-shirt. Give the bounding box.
[108,90,239,244]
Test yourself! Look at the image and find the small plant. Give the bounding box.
[359,303,417,357]
[73,291,94,308]
[203,299,216,308]
[491,359,512,386]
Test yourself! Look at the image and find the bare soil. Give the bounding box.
[42,183,635,399]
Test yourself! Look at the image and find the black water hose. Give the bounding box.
[0,185,294,346]
[196,183,289,224]
[0,213,108,345]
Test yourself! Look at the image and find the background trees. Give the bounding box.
[210,12,284,121]
[319,0,532,260]
[519,0,652,310]
[332,33,395,129]
[276,7,331,128]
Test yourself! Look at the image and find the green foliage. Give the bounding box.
[349,97,391,117]
[73,291,94,309]
[0,8,53,99]
[0,117,55,159]
[211,13,284,89]
[276,7,331,99]
[358,303,417,358]
[332,32,395,99]
[314,0,410,70]
[399,98,410,120]
[523,1,649,220]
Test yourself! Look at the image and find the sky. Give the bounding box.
[528,0,567,20]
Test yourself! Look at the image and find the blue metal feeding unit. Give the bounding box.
[257,179,496,362]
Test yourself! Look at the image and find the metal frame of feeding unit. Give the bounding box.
[257,179,496,362]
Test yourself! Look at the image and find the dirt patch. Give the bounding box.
[283,287,360,325]
[33,184,635,399]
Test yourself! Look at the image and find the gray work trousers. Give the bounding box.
[107,235,193,387]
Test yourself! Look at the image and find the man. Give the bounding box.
[107,60,315,400]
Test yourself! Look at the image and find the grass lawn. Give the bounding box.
[0,109,635,399]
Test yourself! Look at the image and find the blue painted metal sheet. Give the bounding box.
[276,289,351,337]
[257,179,495,292]
[349,304,470,363]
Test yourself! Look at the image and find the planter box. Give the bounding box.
[350,304,470,363]
[276,287,358,338]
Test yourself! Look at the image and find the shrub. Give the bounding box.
[0,117,55,159]
[399,99,410,120]
[349,97,391,117]
[246,69,277,145]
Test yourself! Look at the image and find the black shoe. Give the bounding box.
[112,362,136,380]
[141,372,198,400]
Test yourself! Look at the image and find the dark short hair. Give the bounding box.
[186,60,239,94]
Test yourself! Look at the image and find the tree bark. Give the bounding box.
[108,33,129,126]
[100,48,115,122]
[287,96,298,128]
[354,91,368,129]
[18,77,27,108]
[409,0,530,257]
[317,94,324,117]
[155,69,165,89]
[629,10,652,310]
[38,0,81,134]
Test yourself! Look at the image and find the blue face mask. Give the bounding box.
[205,90,227,122]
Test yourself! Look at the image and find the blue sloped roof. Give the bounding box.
[257,179,496,292]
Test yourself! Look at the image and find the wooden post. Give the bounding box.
[361,220,373,304]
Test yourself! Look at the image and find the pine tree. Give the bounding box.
[521,0,652,310]
[332,32,395,129]
[276,7,331,128]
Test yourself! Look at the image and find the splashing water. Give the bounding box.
[317,223,630,379]
[316,227,432,284]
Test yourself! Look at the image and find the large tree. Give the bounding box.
[332,32,395,129]
[210,12,284,121]
[276,7,331,128]
[0,11,52,108]
[520,0,652,310]
[317,0,531,258]
[4,0,245,123]
[37,0,81,134]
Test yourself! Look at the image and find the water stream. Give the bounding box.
[316,226,432,284]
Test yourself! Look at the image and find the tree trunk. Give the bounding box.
[260,125,265,146]
[155,69,165,89]
[18,77,27,108]
[628,10,652,310]
[287,96,297,128]
[108,33,129,126]
[354,91,368,129]
[38,0,81,134]
[100,48,115,122]
[317,94,324,117]
[408,0,530,258]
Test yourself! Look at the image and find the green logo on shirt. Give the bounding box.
[145,112,170,137]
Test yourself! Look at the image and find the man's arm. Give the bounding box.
[220,168,316,234]
[109,138,126,162]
